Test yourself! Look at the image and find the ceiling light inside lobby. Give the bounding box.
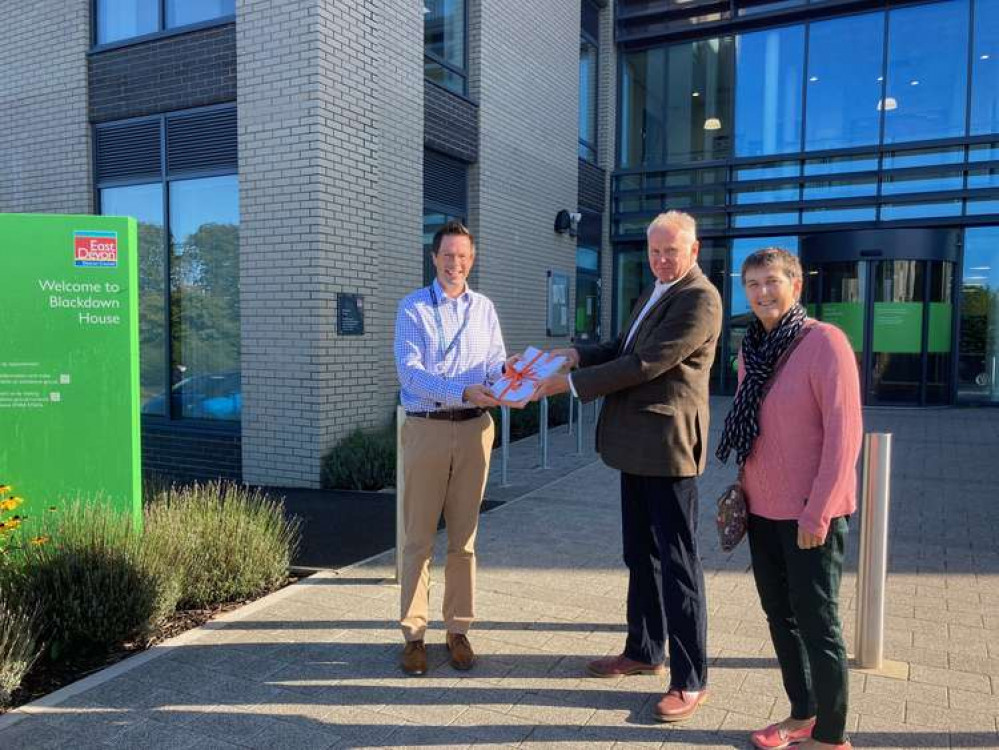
[703,117,722,130]
[877,97,898,111]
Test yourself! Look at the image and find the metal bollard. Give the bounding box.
[539,397,550,469]
[395,405,406,585]
[575,396,584,454]
[567,393,575,436]
[500,405,510,487]
[855,432,892,670]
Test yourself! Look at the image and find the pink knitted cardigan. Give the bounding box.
[737,321,864,538]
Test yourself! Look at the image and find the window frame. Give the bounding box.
[91,0,235,51]
[94,103,240,427]
[424,0,469,96]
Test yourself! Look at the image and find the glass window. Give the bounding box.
[97,0,158,44]
[619,37,734,168]
[881,201,963,221]
[803,178,877,201]
[579,38,599,161]
[883,146,965,170]
[734,162,799,181]
[971,0,999,135]
[732,212,799,228]
[801,207,877,224]
[166,0,234,29]
[100,183,165,415]
[959,227,999,402]
[804,155,878,177]
[805,12,884,151]
[881,171,964,197]
[735,25,804,157]
[425,0,465,94]
[615,247,654,334]
[883,0,970,144]
[733,183,799,205]
[169,175,241,421]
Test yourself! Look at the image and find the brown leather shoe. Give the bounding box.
[586,653,667,678]
[653,688,708,722]
[401,640,427,675]
[446,632,475,670]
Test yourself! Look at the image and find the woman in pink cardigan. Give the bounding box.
[716,248,862,750]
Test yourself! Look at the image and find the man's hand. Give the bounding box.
[797,525,825,549]
[549,347,580,369]
[502,353,522,375]
[463,384,501,408]
[532,373,570,400]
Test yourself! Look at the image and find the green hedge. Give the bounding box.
[321,427,396,491]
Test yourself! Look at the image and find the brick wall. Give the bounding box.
[424,81,479,163]
[142,421,241,483]
[89,24,236,123]
[469,0,580,355]
[0,1,91,213]
[237,0,422,487]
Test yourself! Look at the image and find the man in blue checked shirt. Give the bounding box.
[393,220,507,676]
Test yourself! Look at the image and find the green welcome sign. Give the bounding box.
[0,214,141,541]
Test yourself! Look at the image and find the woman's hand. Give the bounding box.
[797,525,825,549]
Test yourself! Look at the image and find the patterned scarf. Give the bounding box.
[716,303,808,466]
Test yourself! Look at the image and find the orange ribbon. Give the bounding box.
[497,349,546,402]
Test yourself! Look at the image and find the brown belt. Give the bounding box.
[406,408,485,421]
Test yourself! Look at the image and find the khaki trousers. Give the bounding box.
[400,411,494,641]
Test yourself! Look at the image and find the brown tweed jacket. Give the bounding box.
[571,264,722,478]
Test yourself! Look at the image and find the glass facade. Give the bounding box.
[424,0,466,94]
[96,0,233,45]
[613,0,999,404]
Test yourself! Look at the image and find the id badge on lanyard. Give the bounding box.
[429,285,471,376]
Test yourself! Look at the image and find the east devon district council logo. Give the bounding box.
[73,231,118,267]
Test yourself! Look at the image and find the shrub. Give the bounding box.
[321,427,396,490]
[0,594,39,706]
[4,502,171,659]
[144,482,300,609]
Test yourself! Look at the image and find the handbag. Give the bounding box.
[715,321,815,552]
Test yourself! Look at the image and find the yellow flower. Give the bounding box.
[0,497,23,512]
[1,518,21,530]
[0,485,11,494]
[29,535,49,546]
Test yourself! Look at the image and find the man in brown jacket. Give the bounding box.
[535,210,721,723]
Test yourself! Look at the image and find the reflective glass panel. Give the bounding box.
[166,0,233,28]
[615,247,654,334]
[805,12,884,151]
[734,161,799,181]
[101,183,165,414]
[425,61,464,94]
[619,38,734,167]
[97,0,158,44]
[883,0,970,144]
[801,207,877,224]
[579,38,599,161]
[733,183,799,205]
[169,175,241,421]
[959,227,999,402]
[883,147,965,169]
[967,200,999,215]
[881,172,964,196]
[424,0,465,70]
[881,201,963,220]
[732,212,799,228]
[803,178,876,201]
[804,155,878,177]
[870,260,924,403]
[971,0,999,135]
[735,25,804,156]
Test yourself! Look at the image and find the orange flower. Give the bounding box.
[29,535,49,546]
[0,497,23,512]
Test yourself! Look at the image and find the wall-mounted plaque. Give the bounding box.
[337,293,364,336]
[546,271,569,337]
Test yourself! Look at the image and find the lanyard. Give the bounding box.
[428,284,472,367]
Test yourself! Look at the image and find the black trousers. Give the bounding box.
[748,514,850,745]
[620,472,708,691]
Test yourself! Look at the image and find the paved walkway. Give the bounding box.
[2,400,998,749]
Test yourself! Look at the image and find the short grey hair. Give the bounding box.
[646,210,698,241]
[741,247,803,284]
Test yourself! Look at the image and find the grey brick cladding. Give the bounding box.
[0,1,92,213]
[578,157,606,213]
[142,421,241,483]
[88,24,237,123]
[468,0,580,355]
[424,81,479,163]
[237,0,422,487]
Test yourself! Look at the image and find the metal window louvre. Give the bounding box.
[95,120,161,183]
[424,150,468,215]
[166,108,238,175]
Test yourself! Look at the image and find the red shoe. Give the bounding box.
[653,688,708,722]
[585,653,666,678]
[750,718,815,749]
[798,741,851,750]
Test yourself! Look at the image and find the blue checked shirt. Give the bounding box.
[394,280,507,412]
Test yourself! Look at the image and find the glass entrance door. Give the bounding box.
[806,259,955,405]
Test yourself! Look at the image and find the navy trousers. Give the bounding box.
[620,472,708,691]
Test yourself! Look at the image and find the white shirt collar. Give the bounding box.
[432,278,470,304]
